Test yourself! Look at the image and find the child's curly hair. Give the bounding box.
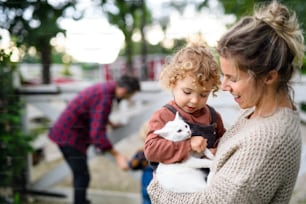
[159,43,221,96]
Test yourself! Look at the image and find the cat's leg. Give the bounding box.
[182,157,213,168]
[207,171,215,186]
[204,148,215,160]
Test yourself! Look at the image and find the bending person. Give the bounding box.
[49,75,140,204]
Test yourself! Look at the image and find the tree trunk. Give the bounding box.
[39,39,52,84]
[125,33,134,75]
[140,0,148,80]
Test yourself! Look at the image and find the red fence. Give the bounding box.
[101,55,165,81]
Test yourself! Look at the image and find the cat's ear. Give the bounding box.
[154,128,167,137]
[174,111,181,121]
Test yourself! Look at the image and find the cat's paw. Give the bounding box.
[207,172,215,186]
[204,149,215,160]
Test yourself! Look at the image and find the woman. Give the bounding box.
[146,1,304,203]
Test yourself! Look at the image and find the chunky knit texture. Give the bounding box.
[148,108,301,204]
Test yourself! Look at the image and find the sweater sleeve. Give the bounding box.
[144,108,191,164]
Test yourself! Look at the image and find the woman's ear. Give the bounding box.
[264,70,278,85]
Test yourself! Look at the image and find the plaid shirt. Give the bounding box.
[49,82,116,154]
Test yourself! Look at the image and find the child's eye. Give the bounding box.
[183,90,191,95]
[200,93,209,98]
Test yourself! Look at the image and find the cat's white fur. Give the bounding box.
[154,112,215,193]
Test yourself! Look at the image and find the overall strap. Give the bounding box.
[163,104,217,126]
[163,104,178,116]
[207,105,217,127]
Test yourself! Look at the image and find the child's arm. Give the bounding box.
[144,109,191,164]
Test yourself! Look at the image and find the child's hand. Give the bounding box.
[190,136,207,153]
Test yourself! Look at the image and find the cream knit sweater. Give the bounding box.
[148,108,301,204]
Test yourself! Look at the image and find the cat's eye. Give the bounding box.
[177,129,182,133]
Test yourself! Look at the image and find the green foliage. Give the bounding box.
[101,0,153,75]
[302,58,306,75]
[81,63,100,71]
[0,1,81,84]
[301,102,306,112]
[0,50,34,199]
[22,48,68,64]
[121,38,188,56]
[216,0,306,41]
[214,0,306,76]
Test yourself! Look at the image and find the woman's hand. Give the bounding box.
[190,136,207,153]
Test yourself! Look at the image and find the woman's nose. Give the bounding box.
[221,80,230,91]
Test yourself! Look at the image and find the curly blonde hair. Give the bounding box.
[159,43,221,96]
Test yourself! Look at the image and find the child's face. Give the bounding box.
[172,75,212,114]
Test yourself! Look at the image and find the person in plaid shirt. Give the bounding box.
[49,75,140,204]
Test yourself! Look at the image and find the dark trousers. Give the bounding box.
[59,146,90,204]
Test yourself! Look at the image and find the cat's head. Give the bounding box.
[154,112,191,142]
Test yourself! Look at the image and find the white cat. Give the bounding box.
[154,111,215,193]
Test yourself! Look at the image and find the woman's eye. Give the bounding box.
[229,76,238,82]
[224,75,237,83]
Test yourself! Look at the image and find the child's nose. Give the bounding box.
[190,95,200,104]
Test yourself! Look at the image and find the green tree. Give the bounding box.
[215,0,306,72]
[100,0,152,77]
[0,0,81,84]
[216,0,306,35]
[0,49,34,202]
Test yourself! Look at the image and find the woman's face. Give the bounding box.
[172,75,212,113]
[220,57,264,109]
